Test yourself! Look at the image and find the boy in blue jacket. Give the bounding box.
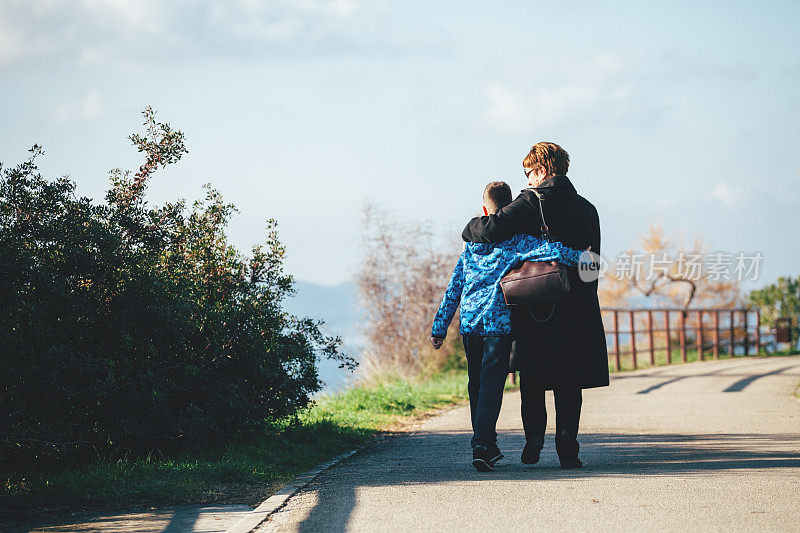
[430,181,583,471]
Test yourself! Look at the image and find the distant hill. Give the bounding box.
[283,280,364,392]
[284,280,361,337]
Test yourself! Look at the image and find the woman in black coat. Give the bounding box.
[461,143,608,467]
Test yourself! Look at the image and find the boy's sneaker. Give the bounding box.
[486,443,504,465]
[472,446,495,472]
[521,442,541,465]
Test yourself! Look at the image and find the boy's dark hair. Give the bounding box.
[483,181,513,212]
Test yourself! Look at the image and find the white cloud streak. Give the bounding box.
[483,51,652,132]
[51,90,106,123]
[0,0,384,70]
[708,181,743,206]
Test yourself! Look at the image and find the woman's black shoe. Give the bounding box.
[521,443,541,465]
[560,459,583,469]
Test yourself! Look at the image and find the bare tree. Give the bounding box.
[601,223,742,309]
[598,270,633,307]
[357,201,462,379]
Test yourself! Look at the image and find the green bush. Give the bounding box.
[0,108,353,473]
[748,276,800,343]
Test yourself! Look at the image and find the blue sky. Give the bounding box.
[1,0,798,288]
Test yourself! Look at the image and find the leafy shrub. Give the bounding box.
[0,108,353,472]
[748,276,800,343]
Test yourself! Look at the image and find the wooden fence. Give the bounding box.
[600,307,762,371]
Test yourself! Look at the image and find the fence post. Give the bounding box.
[629,310,637,369]
[679,311,687,362]
[713,310,719,359]
[755,309,761,354]
[613,310,620,371]
[743,310,750,355]
[729,310,735,356]
[697,310,703,361]
[664,310,671,365]
[647,309,655,365]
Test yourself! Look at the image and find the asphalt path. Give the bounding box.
[262,356,800,532]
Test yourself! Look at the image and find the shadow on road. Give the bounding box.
[722,365,798,392]
[623,360,800,394]
[293,430,800,532]
[3,504,246,533]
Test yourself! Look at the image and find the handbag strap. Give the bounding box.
[528,189,551,243]
[529,301,557,322]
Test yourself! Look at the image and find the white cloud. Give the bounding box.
[292,0,360,17]
[0,19,24,66]
[483,51,650,132]
[484,82,525,126]
[708,181,743,206]
[653,195,677,209]
[0,0,383,70]
[52,90,106,123]
[0,0,162,70]
[264,18,305,40]
[213,0,370,42]
[0,9,54,68]
[81,0,164,32]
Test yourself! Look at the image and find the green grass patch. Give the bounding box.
[307,372,468,430]
[1,419,370,517]
[2,368,489,518]
[306,369,518,431]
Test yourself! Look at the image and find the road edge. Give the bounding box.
[224,447,363,533]
[223,398,474,532]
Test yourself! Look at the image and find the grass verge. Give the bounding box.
[2,368,489,519]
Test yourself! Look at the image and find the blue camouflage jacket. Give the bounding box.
[431,234,582,338]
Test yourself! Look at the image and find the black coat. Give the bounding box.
[462,175,609,389]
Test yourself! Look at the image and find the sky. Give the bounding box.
[1,0,798,290]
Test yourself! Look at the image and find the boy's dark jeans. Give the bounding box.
[519,373,582,461]
[463,334,512,448]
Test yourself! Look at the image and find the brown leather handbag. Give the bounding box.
[499,189,569,321]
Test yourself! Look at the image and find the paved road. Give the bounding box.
[9,505,252,533]
[262,356,800,532]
